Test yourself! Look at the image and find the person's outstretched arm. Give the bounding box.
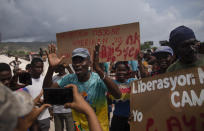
[43,44,65,88]
[93,43,121,99]
[64,84,102,131]
[15,91,51,131]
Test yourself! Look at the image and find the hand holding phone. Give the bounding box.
[64,84,103,131]
[64,84,92,114]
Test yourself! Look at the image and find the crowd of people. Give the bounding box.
[0,25,203,131]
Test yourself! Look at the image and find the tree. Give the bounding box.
[140,42,153,51]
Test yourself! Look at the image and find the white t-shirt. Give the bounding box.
[52,75,71,114]
[25,76,50,120]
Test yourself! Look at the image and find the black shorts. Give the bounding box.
[110,115,129,131]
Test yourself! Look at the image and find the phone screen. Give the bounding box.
[43,88,73,105]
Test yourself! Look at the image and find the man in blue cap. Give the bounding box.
[151,46,174,75]
[167,25,204,72]
[43,44,121,131]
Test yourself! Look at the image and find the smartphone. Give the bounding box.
[19,72,32,85]
[43,88,73,105]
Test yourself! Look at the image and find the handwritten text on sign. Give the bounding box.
[130,67,204,131]
[56,22,140,64]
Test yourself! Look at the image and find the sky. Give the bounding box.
[0,0,204,45]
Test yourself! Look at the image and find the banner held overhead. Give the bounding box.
[56,22,140,64]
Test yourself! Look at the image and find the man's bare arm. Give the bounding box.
[42,66,60,88]
[43,44,64,89]
[97,69,121,99]
[93,43,121,99]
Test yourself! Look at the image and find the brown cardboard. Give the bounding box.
[130,66,204,131]
[56,22,140,64]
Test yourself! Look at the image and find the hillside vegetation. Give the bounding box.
[0,42,55,56]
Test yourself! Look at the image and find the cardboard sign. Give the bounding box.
[130,66,204,131]
[56,22,140,64]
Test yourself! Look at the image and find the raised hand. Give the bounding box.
[46,44,65,67]
[93,42,101,72]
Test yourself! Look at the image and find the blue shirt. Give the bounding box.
[111,78,136,117]
[57,72,109,131]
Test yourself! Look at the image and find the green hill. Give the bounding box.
[0,42,56,56]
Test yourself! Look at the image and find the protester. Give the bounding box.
[0,82,50,131]
[26,63,32,73]
[9,56,22,71]
[167,25,204,72]
[0,62,27,90]
[136,46,174,77]
[0,63,12,87]
[43,43,121,131]
[52,64,75,131]
[24,57,51,131]
[151,46,174,75]
[109,61,136,131]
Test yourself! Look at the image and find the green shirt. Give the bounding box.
[167,57,204,72]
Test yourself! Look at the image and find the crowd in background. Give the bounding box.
[0,25,204,131]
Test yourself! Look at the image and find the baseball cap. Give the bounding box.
[0,82,34,131]
[169,25,196,49]
[72,48,90,58]
[153,46,174,56]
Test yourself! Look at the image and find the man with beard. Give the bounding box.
[43,44,121,131]
[167,25,204,72]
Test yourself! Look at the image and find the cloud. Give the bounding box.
[0,0,203,44]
